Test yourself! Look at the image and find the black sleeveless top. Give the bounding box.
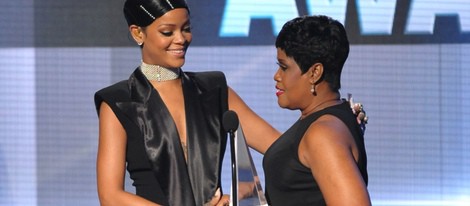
[262,101,368,206]
[94,68,228,206]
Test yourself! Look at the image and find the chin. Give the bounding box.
[277,102,288,109]
[173,60,185,68]
[278,103,296,111]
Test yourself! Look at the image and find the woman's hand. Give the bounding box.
[206,188,230,206]
[348,93,368,133]
[214,195,230,206]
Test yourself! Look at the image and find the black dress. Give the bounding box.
[94,68,228,206]
[263,101,368,206]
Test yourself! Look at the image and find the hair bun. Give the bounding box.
[123,0,189,27]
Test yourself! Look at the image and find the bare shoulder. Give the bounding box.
[298,114,355,167]
[303,114,353,147]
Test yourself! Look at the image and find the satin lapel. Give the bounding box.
[115,68,195,206]
[182,73,224,205]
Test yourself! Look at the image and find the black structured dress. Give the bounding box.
[263,101,368,206]
[94,68,228,206]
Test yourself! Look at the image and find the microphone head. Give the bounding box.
[222,110,239,132]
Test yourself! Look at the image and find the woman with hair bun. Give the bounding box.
[94,0,235,205]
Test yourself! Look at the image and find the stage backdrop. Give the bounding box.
[1,0,469,205]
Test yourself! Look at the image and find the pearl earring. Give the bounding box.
[311,84,317,96]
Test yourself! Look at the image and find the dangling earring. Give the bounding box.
[311,84,317,96]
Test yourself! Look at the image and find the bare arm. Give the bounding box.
[227,87,281,154]
[97,102,161,206]
[299,115,371,206]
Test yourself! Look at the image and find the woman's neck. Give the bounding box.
[140,61,181,82]
[300,93,341,119]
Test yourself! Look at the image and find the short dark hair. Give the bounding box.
[275,15,349,92]
[123,0,189,27]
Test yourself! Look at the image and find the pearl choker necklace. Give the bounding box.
[140,62,181,82]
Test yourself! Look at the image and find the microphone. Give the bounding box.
[222,110,239,206]
[223,110,239,133]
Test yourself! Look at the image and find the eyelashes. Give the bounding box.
[161,31,173,36]
[160,26,192,37]
[183,26,192,33]
[276,62,287,71]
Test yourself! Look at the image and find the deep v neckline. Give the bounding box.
[150,80,189,161]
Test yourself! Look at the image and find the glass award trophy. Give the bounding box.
[229,125,268,206]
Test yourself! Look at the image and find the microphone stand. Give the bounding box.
[229,127,238,206]
[223,110,239,206]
